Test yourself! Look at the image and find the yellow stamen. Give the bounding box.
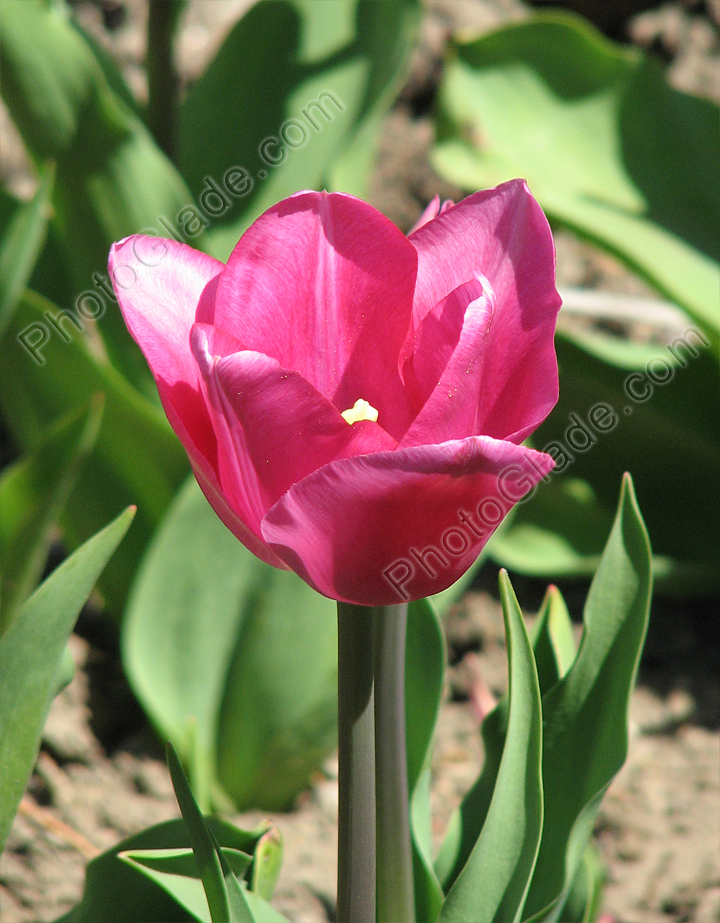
[341,398,379,425]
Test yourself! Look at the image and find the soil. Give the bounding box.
[1,2,719,922]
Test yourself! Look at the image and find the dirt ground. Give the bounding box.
[1,1,719,921]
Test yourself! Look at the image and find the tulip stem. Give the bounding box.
[336,603,376,923]
[374,604,415,923]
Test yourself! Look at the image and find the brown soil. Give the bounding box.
[1,1,719,921]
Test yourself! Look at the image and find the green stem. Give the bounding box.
[374,604,415,923]
[146,0,184,161]
[337,603,376,923]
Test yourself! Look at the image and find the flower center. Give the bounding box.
[341,398,379,425]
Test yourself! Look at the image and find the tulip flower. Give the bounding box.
[109,179,560,606]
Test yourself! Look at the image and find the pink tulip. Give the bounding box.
[109,180,560,605]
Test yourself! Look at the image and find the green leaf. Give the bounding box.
[488,330,720,591]
[530,585,577,697]
[167,743,255,923]
[0,161,54,339]
[0,506,134,856]
[0,395,103,632]
[405,598,446,922]
[178,0,420,260]
[438,571,543,923]
[554,843,605,923]
[522,473,652,920]
[123,476,337,812]
[0,289,189,616]
[121,846,253,881]
[431,12,720,346]
[250,827,283,902]
[54,816,286,923]
[0,0,201,392]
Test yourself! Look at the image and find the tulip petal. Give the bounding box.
[401,274,491,428]
[408,195,454,234]
[262,437,554,605]
[191,325,268,543]
[213,348,397,510]
[109,235,224,473]
[213,191,418,439]
[409,179,561,443]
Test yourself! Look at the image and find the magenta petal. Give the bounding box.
[109,235,224,473]
[401,275,490,419]
[402,277,495,447]
[408,179,561,443]
[191,325,268,545]
[213,191,418,439]
[213,349,397,510]
[408,196,455,234]
[262,437,554,605]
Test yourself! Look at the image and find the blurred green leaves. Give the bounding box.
[123,476,337,812]
[0,290,189,616]
[0,395,103,630]
[432,11,720,346]
[431,11,720,590]
[179,0,420,259]
[489,325,720,590]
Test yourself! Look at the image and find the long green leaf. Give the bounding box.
[405,598,445,922]
[0,289,189,616]
[0,395,103,632]
[167,743,255,923]
[123,476,337,812]
[431,12,720,346]
[522,473,652,919]
[0,162,54,339]
[0,506,134,856]
[439,571,543,923]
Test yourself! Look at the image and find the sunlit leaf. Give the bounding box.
[123,476,337,812]
[0,506,134,856]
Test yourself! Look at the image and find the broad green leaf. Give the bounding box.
[0,289,189,616]
[178,0,420,260]
[530,585,576,697]
[488,329,720,590]
[405,598,445,922]
[439,571,543,923]
[522,474,652,920]
[54,816,284,923]
[0,0,201,392]
[0,395,103,632]
[0,506,134,856]
[0,162,54,339]
[167,743,255,923]
[431,12,720,346]
[123,476,337,812]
